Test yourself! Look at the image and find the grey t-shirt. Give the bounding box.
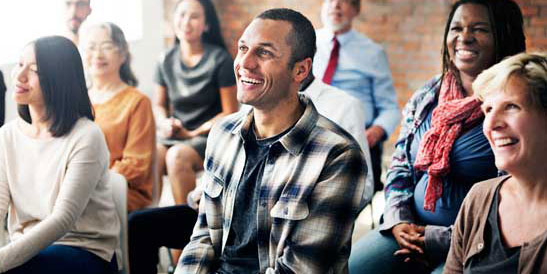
[154,43,236,130]
[465,184,520,274]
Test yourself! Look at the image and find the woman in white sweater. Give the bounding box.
[0,36,119,273]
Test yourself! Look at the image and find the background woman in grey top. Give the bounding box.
[154,0,237,207]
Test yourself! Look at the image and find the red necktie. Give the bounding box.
[322,36,339,85]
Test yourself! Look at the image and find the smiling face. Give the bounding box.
[12,44,44,107]
[234,19,297,110]
[447,3,495,78]
[482,75,547,174]
[82,27,125,79]
[173,0,208,44]
[321,0,358,34]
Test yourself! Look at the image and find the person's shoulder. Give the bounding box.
[210,109,247,136]
[315,81,361,106]
[349,30,383,50]
[64,118,105,145]
[315,115,359,142]
[408,75,442,103]
[467,175,507,199]
[73,118,102,136]
[457,175,507,225]
[307,82,362,118]
[71,118,109,151]
[0,119,18,141]
[308,104,361,152]
[122,87,152,105]
[157,45,178,64]
[0,119,18,132]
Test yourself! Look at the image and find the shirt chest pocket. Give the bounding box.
[203,172,224,199]
[270,199,309,221]
[202,172,225,232]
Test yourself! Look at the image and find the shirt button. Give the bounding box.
[477,243,484,250]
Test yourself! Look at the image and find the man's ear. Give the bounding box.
[293,57,312,83]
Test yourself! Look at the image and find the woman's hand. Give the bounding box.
[159,117,175,138]
[159,118,193,139]
[392,223,427,264]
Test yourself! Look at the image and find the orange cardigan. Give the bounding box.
[93,87,156,212]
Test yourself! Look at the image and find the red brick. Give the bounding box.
[531,17,547,27]
[162,0,547,149]
[521,5,539,16]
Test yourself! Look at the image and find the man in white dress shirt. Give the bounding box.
[300,74,374,207]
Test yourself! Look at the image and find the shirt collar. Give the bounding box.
[325,28,355,46]
[231,94,319,156]
[301,78,323,102]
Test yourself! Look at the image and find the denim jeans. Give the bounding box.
[349,228,444,274]
[6,244,116,274]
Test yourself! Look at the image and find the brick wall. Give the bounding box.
[164,0,547,146]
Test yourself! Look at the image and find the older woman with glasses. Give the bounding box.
[445,53,547,273]
[81,22,156,212]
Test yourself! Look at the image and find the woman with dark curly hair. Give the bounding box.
[349,0,526,273]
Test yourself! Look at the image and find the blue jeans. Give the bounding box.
[349,228,444,274]
[6,244,116,274]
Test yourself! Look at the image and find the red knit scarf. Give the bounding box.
[414,72,484,212]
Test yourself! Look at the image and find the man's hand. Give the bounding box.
[392,223,427,264]
[365,125,385,147]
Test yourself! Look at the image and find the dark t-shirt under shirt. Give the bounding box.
[217,124,292,274]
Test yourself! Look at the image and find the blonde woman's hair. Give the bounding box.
[473,52,547,110]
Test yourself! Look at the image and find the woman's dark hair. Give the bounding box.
[173,0,226,49]
[441,0,526,76]
[17,36,94,137]
[88,22,138,86]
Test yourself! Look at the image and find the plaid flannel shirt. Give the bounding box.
[176,95,366,274]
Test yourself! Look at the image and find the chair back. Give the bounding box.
[110,171,130,274]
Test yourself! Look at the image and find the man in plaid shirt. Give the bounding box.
[176,8,366,274]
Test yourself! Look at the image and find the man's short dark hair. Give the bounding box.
[257,8,316,68]
[18,36,94,137]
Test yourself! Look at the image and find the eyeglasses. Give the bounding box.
[65,0,90,9]
[84,42,119,54]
